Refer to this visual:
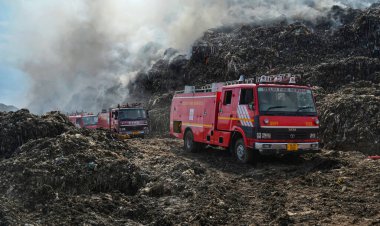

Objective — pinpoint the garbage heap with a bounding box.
[318,81,380,153]
[133,5,380,92]
[0,109,72,158]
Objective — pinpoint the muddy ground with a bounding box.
[0,132,379,225]
[128,139,380,225]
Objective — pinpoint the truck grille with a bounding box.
[120,125,145,131]
[256,127,318,140]
[271,131,309,140]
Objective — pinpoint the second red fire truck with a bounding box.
[68,113,99,129]
[98,103,149,138]
[170,74,320,163]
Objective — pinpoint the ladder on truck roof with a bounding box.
[176,73,301,94]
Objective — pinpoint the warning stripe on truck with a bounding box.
[237,105,254,127]
[218,117,254,122]
[218,105,254,127]
[173,95,216,99]
[182,122,213,128]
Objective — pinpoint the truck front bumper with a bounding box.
[255,142,320,155]
[119,130,145,138]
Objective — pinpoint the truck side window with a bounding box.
[224,90,232,105]
[239,88,254,105]
[113,111,118,119]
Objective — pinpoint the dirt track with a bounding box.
[126,138,380,225]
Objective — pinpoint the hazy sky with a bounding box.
[0,0,29,107]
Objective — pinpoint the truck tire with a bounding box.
[234,138,253,163]
[184,130,200,153]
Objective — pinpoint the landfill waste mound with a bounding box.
[133,5,380,92]
[318,81,380,153]
[0,110,72,158]
[0,103,18,112]
[0,111,146,225]
[0,119,379,225]
[146,93,173,136]
[130,4,380,153]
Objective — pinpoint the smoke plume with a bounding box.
[4,0,378,113]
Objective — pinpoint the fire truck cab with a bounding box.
[68,113,98,129]
[98,103,149,138]
[170,74,320,163]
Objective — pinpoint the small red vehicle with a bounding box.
[68,113,98,129]
[98,103,149,138]
[170,74,320,163]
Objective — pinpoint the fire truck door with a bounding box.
[111,110,119,132]
[217,89,237,131]
[202,97,217,142]
[237,88,255,138]
[75,118,82,128]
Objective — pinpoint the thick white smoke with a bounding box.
[4,0,378,113]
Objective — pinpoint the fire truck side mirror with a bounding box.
[112,111,118,119]
[248,103,255,111]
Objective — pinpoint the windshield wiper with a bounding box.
[266,105,286,111]
[296,106,314,112]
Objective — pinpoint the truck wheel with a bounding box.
[184,130,199,153]
[235,138,252,163]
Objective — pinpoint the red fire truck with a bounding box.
[68,113,99,129]
[170,74,320,163]
[98,103,149,138]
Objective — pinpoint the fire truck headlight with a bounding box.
[310,133,317,139]
[257,133,262,139]
[261,133,271,139]
[311,143,319,149]
[314,119,320,125]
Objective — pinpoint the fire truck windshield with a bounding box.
[82,116,98,126]
[258,87,317,116]
[118,109,147,120]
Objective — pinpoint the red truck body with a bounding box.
[170,75,320,163]
[68,114,98,129]
[97,104,149,138]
